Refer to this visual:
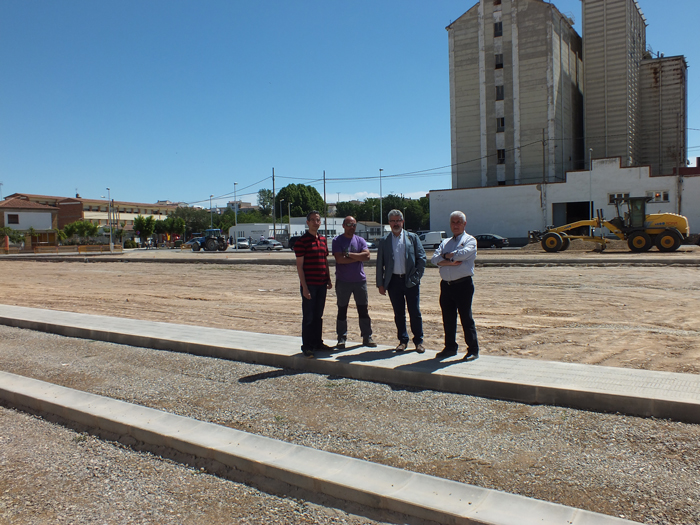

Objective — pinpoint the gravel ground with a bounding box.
[1,325,699,524]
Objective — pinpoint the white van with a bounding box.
[418,231,447,248]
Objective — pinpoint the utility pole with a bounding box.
[379,168,383,237]
[234,182,238,252]
[0,181,3,200]
[323,170,327,237]
[272,167,276,239]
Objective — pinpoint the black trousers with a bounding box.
[439,276,478,352]
[301,284,327,350]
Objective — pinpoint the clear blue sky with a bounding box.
[1,0,698,208]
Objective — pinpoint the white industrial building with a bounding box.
[435,0,696,238]
[430,158,700,242]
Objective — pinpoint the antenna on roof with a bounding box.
[0,181,3,200]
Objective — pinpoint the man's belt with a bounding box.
[443,275,472,285]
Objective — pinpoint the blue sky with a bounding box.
[1,0,698,208]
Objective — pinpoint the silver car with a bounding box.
[251,239,283,251]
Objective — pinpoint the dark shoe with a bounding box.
[301,348,315,359]
[315,343,334,352]
[464,349,479,360]
[415,343,426,354]
[336,339,346,350]
[436,347,458,358]
[363,336,377,348]
[395,343,407,352]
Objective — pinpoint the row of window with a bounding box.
[607,192,670,204]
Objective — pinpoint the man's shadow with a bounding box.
[393,354,475,373]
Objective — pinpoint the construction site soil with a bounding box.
[1,244,699,374]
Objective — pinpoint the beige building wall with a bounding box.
[639,55,687,176]
[582,0,646,168]
[448,0,583,189]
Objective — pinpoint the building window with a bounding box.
[495,54,504,69]
[494,22,503,37]
[7,214,19,224]
[497,149,506,164]
[608,193,630,204]
[498,180,506,186]
[497,117,505,132]
[646,191,669,202]
[496,85,504,100]
[494,0,501,4]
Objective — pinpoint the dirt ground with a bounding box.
[1,246,699,375]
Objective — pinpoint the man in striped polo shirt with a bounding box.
[294,210,333,358]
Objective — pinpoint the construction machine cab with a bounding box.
[613,196,652,230]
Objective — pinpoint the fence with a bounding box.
[1,245,123,255]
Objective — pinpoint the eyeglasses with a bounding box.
[389,219,403,223]
[345,223,357,227]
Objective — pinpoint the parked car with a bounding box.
[236,237,250,249]
[365,241,377,249]
[251,239,283,251]
[288,236,302,250]
[474,233,509,248]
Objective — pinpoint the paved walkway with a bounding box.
[1,304,699,424]
[2,305,699,524]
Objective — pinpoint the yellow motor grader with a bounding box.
[528,196,690,253]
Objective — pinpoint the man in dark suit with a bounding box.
[376,209,427,353]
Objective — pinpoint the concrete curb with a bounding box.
[1,305,699,424]
[1,253,699,267]
[0,371,639,525]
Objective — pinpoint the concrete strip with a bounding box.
[0,371,639,525]
[1,305,699,424]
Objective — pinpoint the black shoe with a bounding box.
[436,347,458,358]
[336,339,346,350]
[315,343,334,352]
[363,336,377,348]
[464,349,479,360]
[301,348,315,359]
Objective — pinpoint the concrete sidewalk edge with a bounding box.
[0,371,639,525]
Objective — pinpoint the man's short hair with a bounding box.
[388,209,403,221]
[342,216,356,227]
[306,210,320,221]
[450,211,466,223]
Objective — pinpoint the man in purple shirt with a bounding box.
[332,216,377,349]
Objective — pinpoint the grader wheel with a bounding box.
[654,230,682,252]
[560,234,571,251]
[541,232,563,252]
[628,232,652,252]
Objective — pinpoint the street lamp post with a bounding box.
[233,183,238,252]
[589,148,594,220]
[210,195,214,229]
[288,201,292,227]
[379,168,383,236]
[107,188,113,252]
[279,199,285,238]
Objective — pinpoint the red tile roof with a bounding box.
[0,198,58,211]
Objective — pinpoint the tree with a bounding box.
[0,227,25,244]
[258,189,274,216]
[275,184,325,219]
[133,215,156,244]
[170,206,210,238]
[62,220,99,243]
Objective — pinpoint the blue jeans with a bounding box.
[387,274,423,345]
[301,284,327,350]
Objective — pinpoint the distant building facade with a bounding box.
[639,55,688,176]
[582,0,647,168]
[447,0,584,188]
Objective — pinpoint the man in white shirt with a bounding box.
[430,211,479,360]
